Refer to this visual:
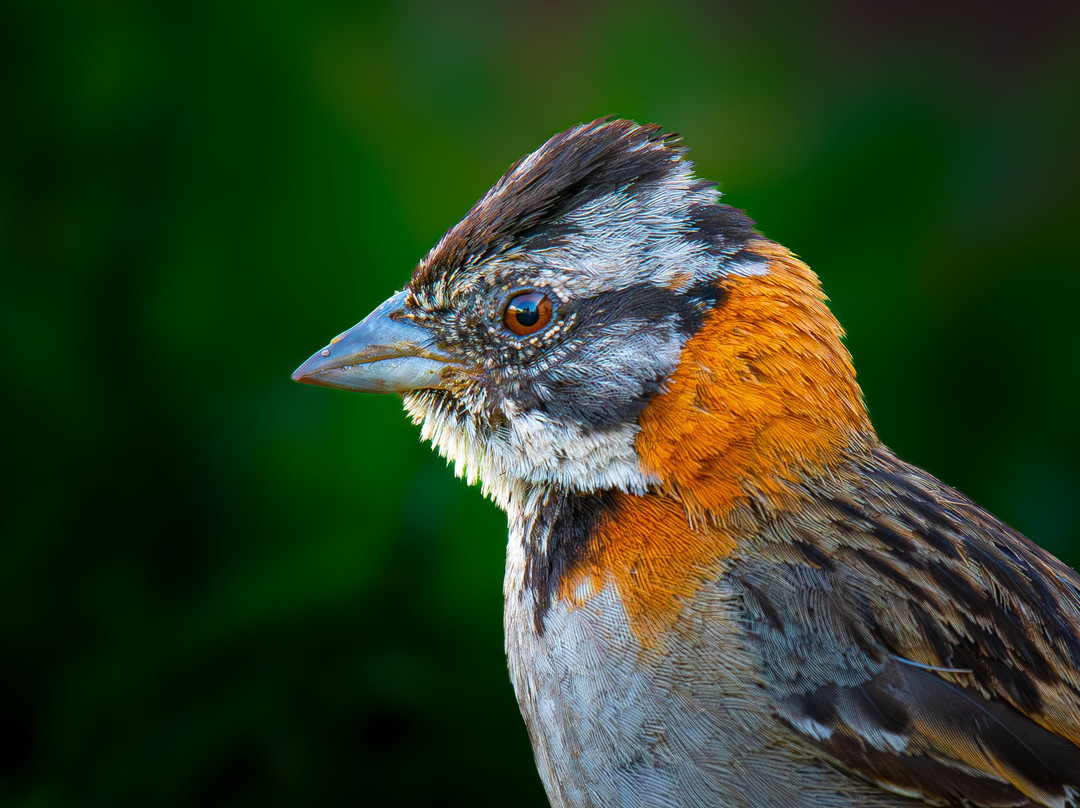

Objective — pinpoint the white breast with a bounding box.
[499,497,918,808]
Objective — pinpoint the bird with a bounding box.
[292,119,1080,807]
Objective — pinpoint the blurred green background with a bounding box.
[5,1,1080,806]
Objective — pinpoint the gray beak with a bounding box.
[291,291,456,393]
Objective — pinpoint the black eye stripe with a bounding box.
[494,282,724,345]
[569,282,726,338]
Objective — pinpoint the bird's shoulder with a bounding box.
[727,446,1080,807]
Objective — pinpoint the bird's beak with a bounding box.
[291,290,455,393]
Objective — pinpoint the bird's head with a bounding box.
[294,120,874,516]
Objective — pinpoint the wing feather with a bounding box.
[732,447,1080,807]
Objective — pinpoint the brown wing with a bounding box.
[732,447,1080,807]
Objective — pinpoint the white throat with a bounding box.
[401,391,655,513]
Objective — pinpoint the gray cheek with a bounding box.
[517,321,684,431]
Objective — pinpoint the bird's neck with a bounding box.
[507,241,878,644]
[635,239,877,521]
[506,441,881,649]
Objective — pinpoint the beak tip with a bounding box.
[291,354,328,385]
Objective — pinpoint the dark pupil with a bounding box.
[513,296,541,327]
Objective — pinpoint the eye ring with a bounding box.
[503,291,554,336]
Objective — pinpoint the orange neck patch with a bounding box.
[558,491,736,648]
[560,241,875,647]
[637,239,874,519]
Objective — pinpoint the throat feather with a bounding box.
[518,487,740,648]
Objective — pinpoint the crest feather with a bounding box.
[411,119,693,290]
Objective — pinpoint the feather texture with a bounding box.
[730,446,1080,807]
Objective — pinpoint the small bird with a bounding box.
[293,119,1080,807]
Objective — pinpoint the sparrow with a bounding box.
[292,119,1080,807]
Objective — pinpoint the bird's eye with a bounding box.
[503,292,554,336]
